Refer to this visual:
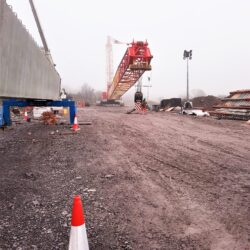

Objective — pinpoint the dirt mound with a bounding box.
[192,95,221,109]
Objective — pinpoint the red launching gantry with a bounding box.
[107,41,153,100]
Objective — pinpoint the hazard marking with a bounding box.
[135,102,143,111]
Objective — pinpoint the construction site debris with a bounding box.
[11,107,21,116]
[164,106,182,112]
[211,109,250,120]
[33,107,52,119]
[41,111,57,125]
[182,109,210,117]
[24,172,37,180]
[165,107,174,112]
[32,200,40,207]
[78,122,92,125]
[160,98,182,109]
[210,89,250,120]
[104,174,114,179]
[151,104,160,111]
[192,95,221,109]
[153,96,221,113]
[87,189,97,193]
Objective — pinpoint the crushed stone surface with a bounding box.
[0,107,249,249]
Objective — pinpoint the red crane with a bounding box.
[107,41,153,100]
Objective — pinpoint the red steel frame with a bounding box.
[107,41,153,100]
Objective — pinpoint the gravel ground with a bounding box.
[0,107,249,250]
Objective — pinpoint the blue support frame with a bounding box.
[0,106,4,126]
[2,99,76,126]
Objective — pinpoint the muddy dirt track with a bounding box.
[0,107,250,250]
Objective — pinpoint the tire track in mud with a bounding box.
[119,128,229,186]
[1,108,249,249]
[109,132,242,250]
[88,110,249,204]
[80,107,250,249]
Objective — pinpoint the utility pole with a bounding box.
[135,76,152,101]
[143,77,152,101]
[183,50,192,102]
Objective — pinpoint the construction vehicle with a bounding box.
[100,37,153,107]
[134,77,143,103]
[127,77,147,114]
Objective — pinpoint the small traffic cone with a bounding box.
[71,114,80,131]
[23,110,28,121]
[69,195,89,250]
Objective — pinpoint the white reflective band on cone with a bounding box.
[69,224,89,250]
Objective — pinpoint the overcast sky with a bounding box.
[7,0,250,100]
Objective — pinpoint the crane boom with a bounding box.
[107,41,153,100]
[106,36,129,93]
[29,0,49,52]
[29,0,54,65]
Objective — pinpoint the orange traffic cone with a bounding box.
[23,110,28,121]
[69,195,89,250]
[71,114,80,131]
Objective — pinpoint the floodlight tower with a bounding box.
[183,50,192,101]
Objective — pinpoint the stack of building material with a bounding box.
[33,107,52,119]
[210,89,250,120]
[192,95,221,110]
[41,112,57,125]
[160,98,182,110]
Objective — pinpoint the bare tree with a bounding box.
[79,83,96,104]
[68,83,102,105]
[191,89,206,98]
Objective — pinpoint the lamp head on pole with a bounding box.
[183,50,192,60]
